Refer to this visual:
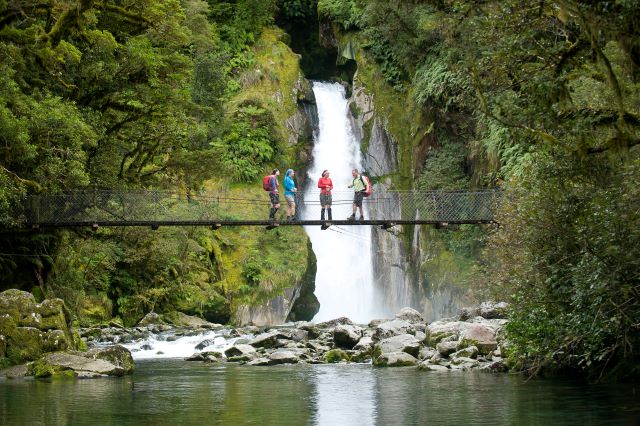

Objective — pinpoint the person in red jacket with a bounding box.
[317,170,333,225]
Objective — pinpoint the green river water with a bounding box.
[1,360,638,425]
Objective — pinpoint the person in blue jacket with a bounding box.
[283,169,298,221]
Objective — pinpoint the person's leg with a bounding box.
[321,206,325,220]
[348,194,357,220]
[327,206,332,220]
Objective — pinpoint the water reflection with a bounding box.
[1,361,638,425]
[311,364,377,425]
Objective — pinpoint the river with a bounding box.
[1,359,637,425]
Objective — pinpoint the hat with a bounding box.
[322,170,329,177]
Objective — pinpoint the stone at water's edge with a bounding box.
[0,289,78,367]
[0,289,135,379]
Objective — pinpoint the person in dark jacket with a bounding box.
[268,169,280,222]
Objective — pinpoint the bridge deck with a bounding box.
[11,189,500,228]
[28,219,494,229]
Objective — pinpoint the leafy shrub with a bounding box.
[218,102,278,182]
[318,0,362,30]
[486,151,640,381]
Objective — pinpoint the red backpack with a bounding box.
[262,175,273,191]
[361,175,372,197]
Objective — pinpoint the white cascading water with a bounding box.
[303,82,385,324]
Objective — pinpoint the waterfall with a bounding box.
[302,82,386,324]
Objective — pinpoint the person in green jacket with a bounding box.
[347,168,366,221]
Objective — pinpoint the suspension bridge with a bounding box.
[12,189,500,229]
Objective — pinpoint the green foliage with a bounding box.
[219,102,278,182]
[317,0,362,30]
[416,139,468,190]
[242,250,266,286]
[486,151,640,380]
[278,0,317,21]
[413,56,472,112]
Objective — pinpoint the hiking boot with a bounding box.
[347,214,356,221]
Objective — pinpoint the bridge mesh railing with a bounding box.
[15,189,500,225]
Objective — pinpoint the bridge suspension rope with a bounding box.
[8,188,500,228]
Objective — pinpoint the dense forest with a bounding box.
[1,0,638,381]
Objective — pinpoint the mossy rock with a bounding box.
[42,330,70,353]
[6,327,43,362]
[37,298,71,331]
[0,289,38,327]
[87,345,135,374]
[29,358,74,379]
[350,350,372,363]
[0,314,17,336]
[324,349,350,363]
[426,331,457,347]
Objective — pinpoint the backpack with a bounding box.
[262,175,273,191]
[361,175,372,197]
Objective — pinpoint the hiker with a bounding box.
[317,169,333,223]
[283,169,297,221]
[266,169,280,221]
[347,168,366,221]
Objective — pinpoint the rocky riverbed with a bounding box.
[79,303,509,372]
[1,287,509,377]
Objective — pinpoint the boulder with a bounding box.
[137,312,165,327]
[458,324,498,355]
[225,344,257,361]
[373,319,415,340]
[186,351,222,362]
[248,331,282,349]
[268,349,300,365]
[0,363,29,378]
[377,334,420,358]
[395,307,424,324]
[30,351,128,378]
[167,312,220,328]
[436,340,458,357]
[0,289,38,327]
[42,330,70,353]
[317,317,354,328]
[333,325,362,349]
[426,321,469,345]
[374,352,418,367]
[86,345,135,374]
[451,345,479,360]
[1,290,79,368]
[353,336,374,351]
[479,302,508,319]
[418,362,450,372]
[247,357,271,366]
[36,298,72,332]
[195,339,218,350]
[6,327,44,362]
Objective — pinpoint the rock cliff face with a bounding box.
[235,240,319,326]
[348,75,476,322]
[348,77,421,317]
